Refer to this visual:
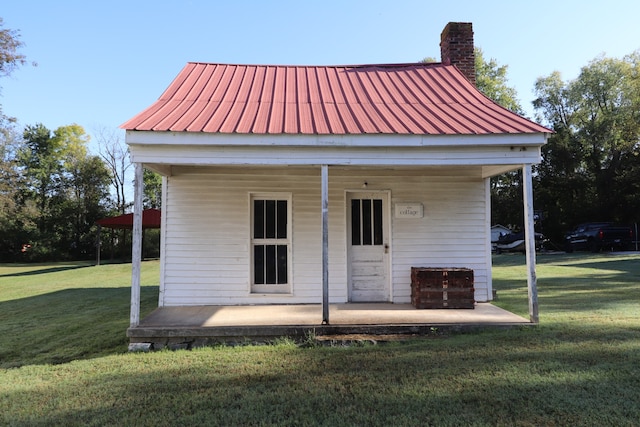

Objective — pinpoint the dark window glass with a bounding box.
[265,244,276,283]
[254,245,265,284]
[265,200,276,238]
[362,199,372,245]
[277,245,287,284]
[254,200,264,238]
[277,200,287,238]
[373,199,383,245]
[351,199,361,245]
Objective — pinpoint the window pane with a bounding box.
[362,199,372,245]
[277,245,287,284]
[254,245,265,284]
[265,200,276,239]
[351,199,361,245]
[265,244,276,284]
[254,200,264,239]
[373,199,383,245]
[277,200,287,238]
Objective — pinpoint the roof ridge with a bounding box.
[185,61,445,69]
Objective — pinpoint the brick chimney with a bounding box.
[440,22,475,86]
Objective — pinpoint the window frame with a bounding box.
[249,192,292,294]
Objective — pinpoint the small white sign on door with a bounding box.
[394,203,423,218]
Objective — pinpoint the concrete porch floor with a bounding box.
[127,303,531,349]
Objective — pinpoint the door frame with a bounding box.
[345,189,392,302]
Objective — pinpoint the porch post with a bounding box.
[130,163,144,327]
[321,165,329,324]
[522,164,539,324]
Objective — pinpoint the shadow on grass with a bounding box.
[0,286,159,368]
[3,326,640,426]
[0,263,95,278]
[493,253,640,318]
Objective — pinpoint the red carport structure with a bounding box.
[95,208,161,265]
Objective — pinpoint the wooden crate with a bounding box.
[411,267,474,309]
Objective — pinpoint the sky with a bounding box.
[2,0,640,151]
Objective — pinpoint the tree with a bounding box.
[143,168,162,209]
[425,48,528,231]
[533,51,640,243]
[0,119,29,260]
[16,123,111,260]
[0,18,30,78]
[0,18,35,122]
[95,127,131,214]
[474,47,524,115]
[19,124,62,236]
[424,48,524,114]
[62,154,111,258]
[471,48,526,231]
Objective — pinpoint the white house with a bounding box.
[122,22,550,328]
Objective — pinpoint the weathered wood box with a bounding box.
[411,267,475,309]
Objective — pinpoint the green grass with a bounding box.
[1,254,640,426]
[0,261,159,367]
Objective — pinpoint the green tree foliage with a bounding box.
[0,19,115,261]
[0,18,34,122]
[12,124,112,260]
[0,17,29,78]
[0,121,29,260]
[470,49,526,231]
[143,169,162,209]
[533,51,640,243]
[424,48,528,232]
[475,47,524,115]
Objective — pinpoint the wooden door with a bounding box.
[347,192,389,302]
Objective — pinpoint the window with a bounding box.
[351,198,383,246]
[251,194,291,293]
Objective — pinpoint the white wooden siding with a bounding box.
[160,166,491,306]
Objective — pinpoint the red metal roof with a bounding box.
[122,62,550,135]
[96,209,161,229]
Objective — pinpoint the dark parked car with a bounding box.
[564,222,634,253]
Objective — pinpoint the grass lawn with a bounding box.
[1,254,640,426]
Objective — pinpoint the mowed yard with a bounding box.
[1,253,639,426]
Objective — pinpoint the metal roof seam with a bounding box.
[351,68,402,133]
[220,66,256,133]
[268,67,285,133]
[386,71,445,133]
[407,66,450,105]
[122,62,552,135]
[378,70,435,134]
[158,62,196,101]
[305,67,325,134]
[326,67,357,133]
[233,67,262,133]
[345,70,387,133]
[483,103,545,133]
[284,67,299,133]
[250,67,276,133]
[448,103,500,134]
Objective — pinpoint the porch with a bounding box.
[127,303,530,350]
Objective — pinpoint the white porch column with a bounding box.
[130,163,144,327]
[321,165,329,324]
[522,164,539,323]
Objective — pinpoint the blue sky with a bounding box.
[2,0,640,149]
